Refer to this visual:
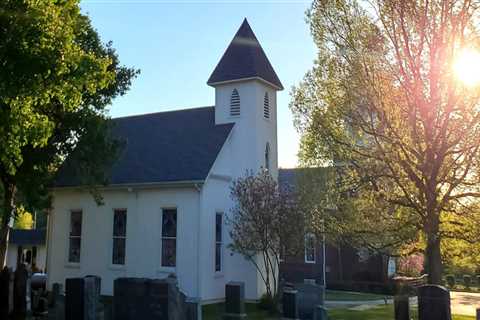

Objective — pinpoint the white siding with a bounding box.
[47,187,200,297]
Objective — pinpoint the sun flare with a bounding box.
[454,48,480,86]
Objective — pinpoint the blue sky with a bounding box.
[80,0,317,168]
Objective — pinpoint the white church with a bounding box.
[46,19,284,303]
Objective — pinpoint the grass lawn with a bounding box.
[329,304,475,320]
[325,290,389,301]
[203,303,476,320]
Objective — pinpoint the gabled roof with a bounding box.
[207,19,283,90]
[54,107,234,187]
[278,167,330,191]
[10,229,46,246]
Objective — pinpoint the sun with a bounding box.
[453,48,480,86]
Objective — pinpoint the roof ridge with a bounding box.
[112,106,214,120]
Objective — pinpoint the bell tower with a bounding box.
[207,19,283,179]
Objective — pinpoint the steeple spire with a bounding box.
[207,19,283,90]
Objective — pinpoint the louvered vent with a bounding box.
[230,89,240,116]
[263,92,270,119]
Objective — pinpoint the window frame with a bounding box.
[263,92,270,119]
[67,210,83,264]
[215,212,223,273]
[111,209,127,266]
[304,233,316,264]
[160,208,178,269]
[230,88,241,117]
[265,142,270,171]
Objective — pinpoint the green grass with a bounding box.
[203,303,277,320]
[203,303,476,320]
[325,290,389,301]
[329,304,475,320]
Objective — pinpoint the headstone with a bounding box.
[223,282,246,320]
[418,285,451,320]
[313,305,328,320]
[394,295,410,320]
[50,283,63,308]
[186,297,201,320]
[84,276,101,320]
[283,289,299,320]
[0,267,10,319]
[113,277,191,320]
[13,264,28,320]
[66,277,85,320]
[296,283,325,319]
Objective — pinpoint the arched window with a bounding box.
[230,89,240,116]
[265,143,270,171]
[263,92,270,119]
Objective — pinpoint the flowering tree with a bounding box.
[228,170,304,301]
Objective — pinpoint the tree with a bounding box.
[228,170,304,304]
[13,207,33,230]
[0,0,138,266]
[290,0,480,284]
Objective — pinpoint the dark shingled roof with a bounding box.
[278,167,330,191]
[207,19,283,90]
[55,107,234,187]
[10,229,46,246]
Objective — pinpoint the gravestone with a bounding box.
[0,267,10,319]
[283,289,299,320]
[113,277,192,320]
[394,295,410,320]
[84,276,101,320]
[13,264,28,320]
[66,277,85,320]
[50,283,63,308]
[113,278,149,320]
[295,282,325,319]
[223,282,246,320]
[418,285,451,320]
[313,305,328,320]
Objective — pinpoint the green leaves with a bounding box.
[291,0,480,280]
[0,0,138,215]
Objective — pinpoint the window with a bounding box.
[112,209,127,265]
[263,92,270,119]
[230,89,240,116]
[265,143,270,171]
[305,233,316,263]
[215,213,223,272]
[161,209,177,267]
[68,210,82,263]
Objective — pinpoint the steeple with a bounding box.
[207,19,283,90]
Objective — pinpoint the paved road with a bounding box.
[450,291,480,316]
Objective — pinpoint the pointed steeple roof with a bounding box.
[207,19,283,90]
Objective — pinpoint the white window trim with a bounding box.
[215,212,224,275]
[66,209,83,267]
[110,208,127,269]
[158,207,177,273]
[305,233,316,264]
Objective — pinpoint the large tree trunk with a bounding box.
[0,181,16,268]
[425,232,442,284]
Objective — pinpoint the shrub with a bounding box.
[257,293,277,314]
[464,275,472,289]
[445,275,455,288]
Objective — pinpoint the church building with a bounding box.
[46,19,283,303]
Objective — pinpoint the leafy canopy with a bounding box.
[0,0,138,216]
[291,0,480,283]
